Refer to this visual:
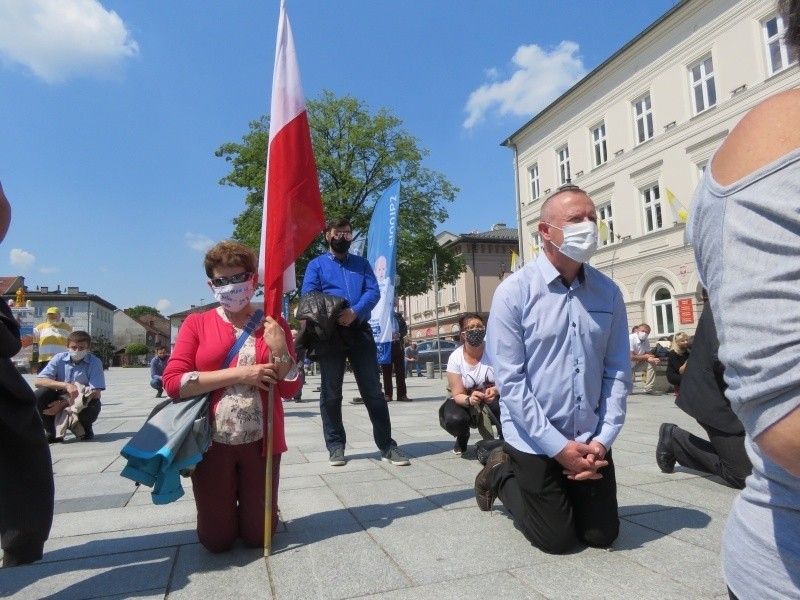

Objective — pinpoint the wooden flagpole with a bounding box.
[264,353,275,556]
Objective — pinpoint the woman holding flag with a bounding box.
[163,241,300,553]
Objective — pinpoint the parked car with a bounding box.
[415,339,458,370]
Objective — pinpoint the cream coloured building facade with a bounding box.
[399,225,518,342]
[504,0,799,337]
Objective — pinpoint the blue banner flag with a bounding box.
[367,180,401,364]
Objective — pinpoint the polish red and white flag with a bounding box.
[259,0,325,319]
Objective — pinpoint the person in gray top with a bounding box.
[686,1,800,596]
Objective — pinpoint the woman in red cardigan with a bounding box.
[163,240,301,552]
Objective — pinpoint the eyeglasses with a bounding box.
[330,231,353,240]
[210,272,253,287]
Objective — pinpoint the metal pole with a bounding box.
[432,255,442,378]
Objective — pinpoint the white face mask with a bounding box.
[548,221,599,263]
[637,331,648,341]
[212,280,255,313]
[69,349,88,362]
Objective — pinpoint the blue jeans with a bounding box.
[317,326,395,454]
[149,377,163,394]
[406,360,421,377]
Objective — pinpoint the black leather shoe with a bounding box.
[656,423,677,473]
[474,448,510,511]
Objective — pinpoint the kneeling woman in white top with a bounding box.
[443,313,501,455]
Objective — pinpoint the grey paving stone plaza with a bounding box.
[0,367,736,599]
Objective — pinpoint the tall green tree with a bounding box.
[126,305,163,319]
[215,90,464,297]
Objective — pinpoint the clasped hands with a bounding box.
[466,386,499,406]
[237,362,281,391]
[555,439,608,481]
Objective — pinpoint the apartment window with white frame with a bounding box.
[689,56,716,114]
[425,295,430,311]
[652,287,676,336]
[530,231,544,255]
[34,306,43,318]
[449,283,458,304]
[64,306,74,317]
[557,145,571,184]
[414,297,420,313]
[598,204,615,247]
[764,14,795,74]
[437,288,443,307]
[641,185,663,233]
[592,122,607,167]
[529,163,540,200]
[634,94,654,144]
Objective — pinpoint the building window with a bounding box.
[64,306,74,317]
[557,145,571,185]
[414,297,420,313]
[598,204,615,246]
[34,306,43,317]
[764,14,794,74]
[529,163,540,200]
[425,295,430,311]
[642,185,663,232]
[450,284,458,304]
[634,94,654,144]
[592,122,607,167]
[437,288,443,307]
[653,287,675,336]
[531,231,544,255]
[689,56,716,114]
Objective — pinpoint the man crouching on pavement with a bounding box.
[475,184,631,554]
[35,330,105,443]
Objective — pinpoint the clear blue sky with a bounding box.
[0,0,677,314]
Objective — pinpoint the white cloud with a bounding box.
[0,0,139,84]
[155,298,171,313]
[185,233,215,253]
[463,41,587,129]
[9,248,35,269]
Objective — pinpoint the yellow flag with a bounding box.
[510,250,518,272]
[530,233,539,256]
[598,219,610,243]
[665,188,689,223]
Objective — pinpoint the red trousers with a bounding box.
[191,439,281,553]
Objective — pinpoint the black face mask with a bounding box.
[464,328,486,347]
[330,237,351,254]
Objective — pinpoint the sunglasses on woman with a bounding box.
[210,272,253,287]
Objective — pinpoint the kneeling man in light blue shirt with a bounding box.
[476,184,632,554]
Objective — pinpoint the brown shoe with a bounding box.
[397,396,412,402]
[474,448,510,511]
[385,395,393,402]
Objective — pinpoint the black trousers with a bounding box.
[441,396,500,440]
[671,422,752,489]
[380,340,407,399]
[35,388,101,438]
[492,443,619,554]
[0,394,54,566]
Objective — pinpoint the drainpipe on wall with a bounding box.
[471,243,480,312]
[505,138,525,266]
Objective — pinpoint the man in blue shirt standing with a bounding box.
[35,330,106,442]
[301,217,410,467]
[477,185,631,554]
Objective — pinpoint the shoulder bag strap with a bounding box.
[218,309,264,369]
